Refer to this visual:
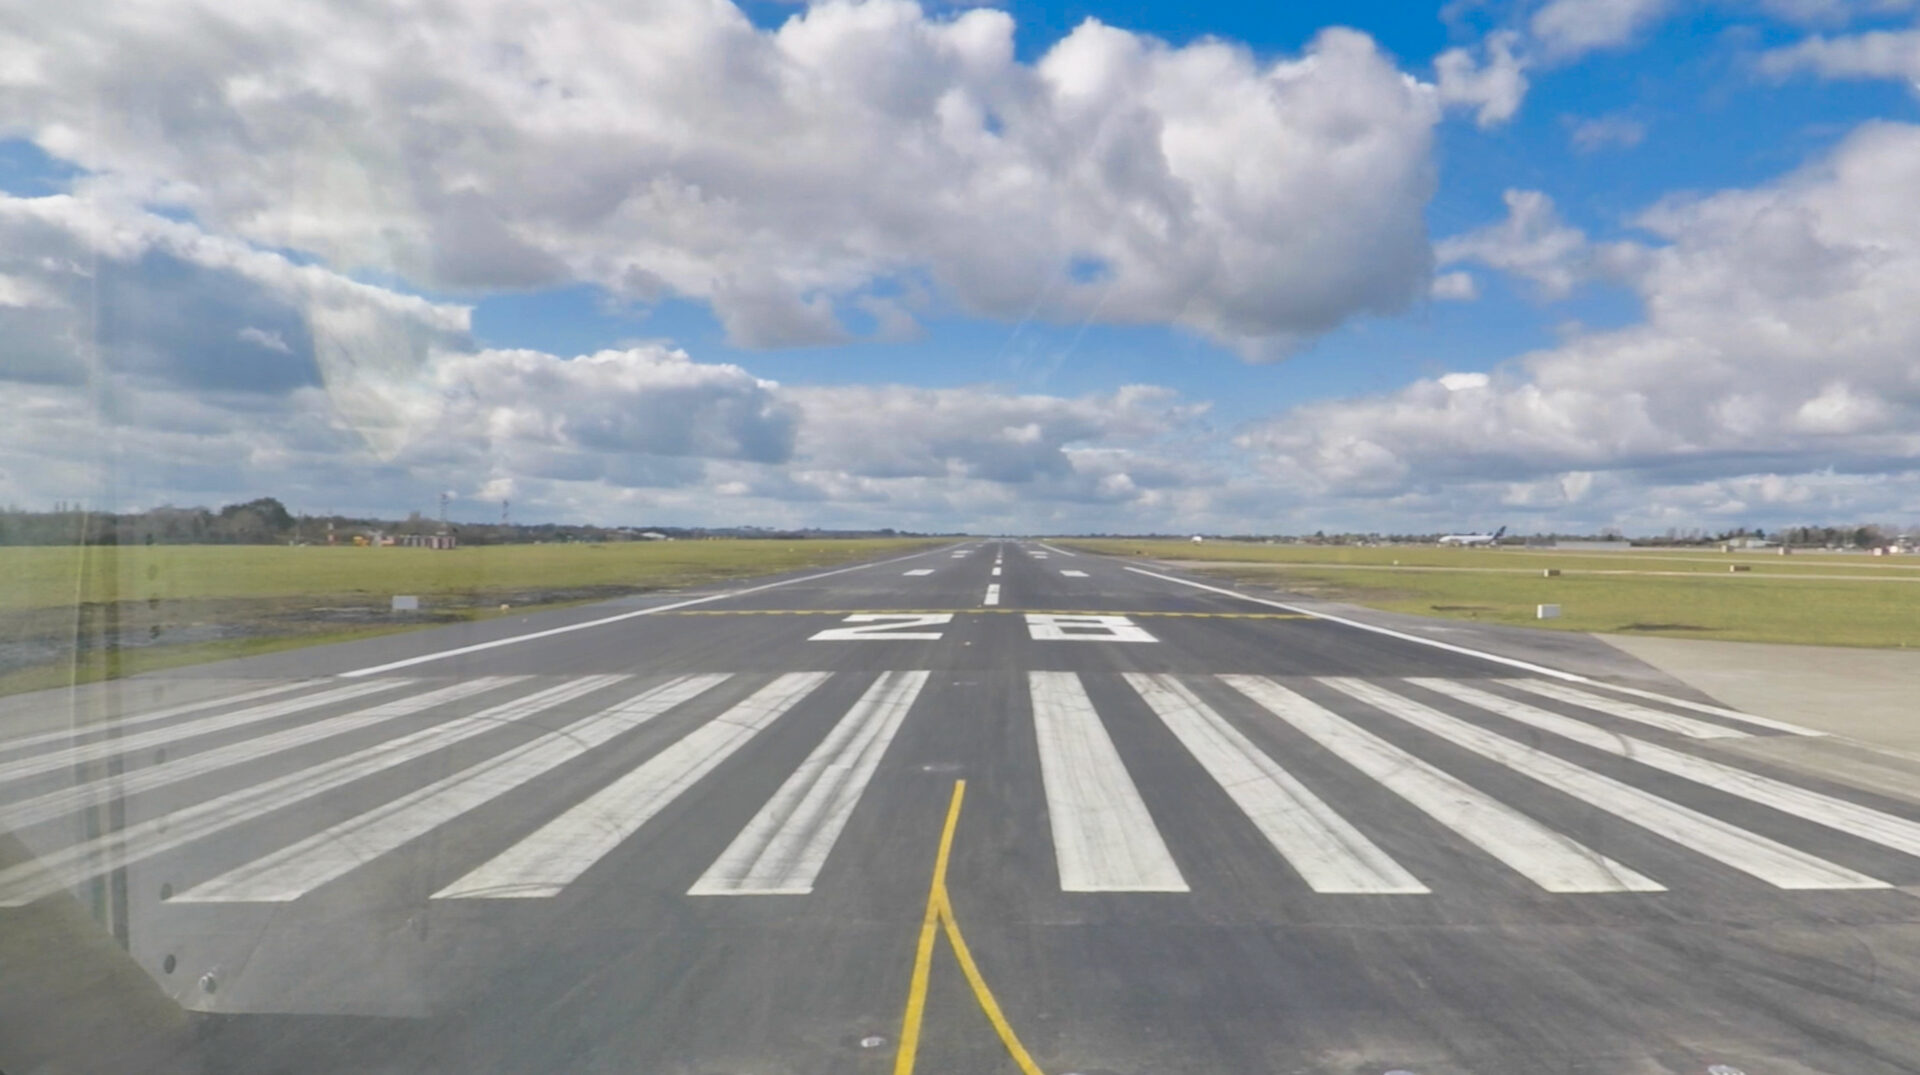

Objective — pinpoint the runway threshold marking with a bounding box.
[661,608,1311,620]
[895,780,1045,1075]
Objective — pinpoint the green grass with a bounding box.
[0,539,937,696]
[1061,539,1920,649]
[0,538,936,611]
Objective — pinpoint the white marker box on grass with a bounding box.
[1536,604,1561,619]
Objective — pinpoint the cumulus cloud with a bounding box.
[1435,189,1601,299]
[1430,270,1480,300]
[1435,31,1530,127]
[1529,0,1676,60]
[0,189,1222,528]
[1237,122,1920,524]
[0,0,1443,356]
[1761,27,1920,87]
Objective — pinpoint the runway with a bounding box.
[5,540,1920,1074]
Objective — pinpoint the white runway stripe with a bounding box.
[435,672,832,900]
[691,671,928,895]
[1412,677,1920,862]
[1060,570,1088,578]
[983,584,1000,606]
[903,569,934,576]
[1216,676,1651,894]
[1321,678,1887,890]
[1127,674,1421,894]
[176,675,730,903]
[1493,679,1749,739]
[0,678,522,831]
[1029,673,1187,893]
[0,681,315,756]
[0,676,629,907]
[0,679,412,793]
[1556,681,1824,737]
[1036,543,1077,557]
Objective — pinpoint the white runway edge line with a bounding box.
[1035,543,1078,557]
[338,547,949,678]
[1030,673,1188,892]
[983,584,1001,607]
[435,672,832,900]
[177,675,730,903]
[1210,675,1656,894]
[1410,678,1920,861]
[0,680,317,757]
[1123,566,1821,734]
[691,671,929,895]
[0,678,522,831]
[0,678,411,793]
[0,676,628,907]
[1493,678,1749,740]
[1321,678,1886,890]
[1127,674,1423,894]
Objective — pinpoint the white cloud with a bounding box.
[1435,189,1605,299]
[1435,31,1530,127]
[1529,0,1676,60]
[0,0,1444,356]
[237,326,291,353]
[1568,114,1646,152]
[1237,122,1920,526]
[1753,0,1916,24]
[0,190,1228,529]
[1761,27,1920,88]
[1430,270,1480,301]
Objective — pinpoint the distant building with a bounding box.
[638,531,669,541]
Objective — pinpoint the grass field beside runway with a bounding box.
[2,539,938,611]
[1061,539,1920,648]
[0,538,937,696]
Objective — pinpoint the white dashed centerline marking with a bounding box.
[991,566,1002,577]
[1061,570,1088,578]
[983,584,1001,606]
[903,569,934,576]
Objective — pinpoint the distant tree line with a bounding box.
[0,499,946,546]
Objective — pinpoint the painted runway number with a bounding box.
[810,614,954,641]
[1025,614,1157,643]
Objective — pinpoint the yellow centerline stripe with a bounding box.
[938,890,1045,1075]
[893,780,1047,1075]
[663,608,1308,620]
[893,780,966,1075]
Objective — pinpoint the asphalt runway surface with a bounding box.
[5,541,1920,1075]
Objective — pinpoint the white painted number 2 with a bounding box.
[1024,614,1157,643]
[810,613,954,641]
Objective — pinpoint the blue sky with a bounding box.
[4,0,1920,533]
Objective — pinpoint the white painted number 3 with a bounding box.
[810,613,954,641]
[1024,614,1157,643]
